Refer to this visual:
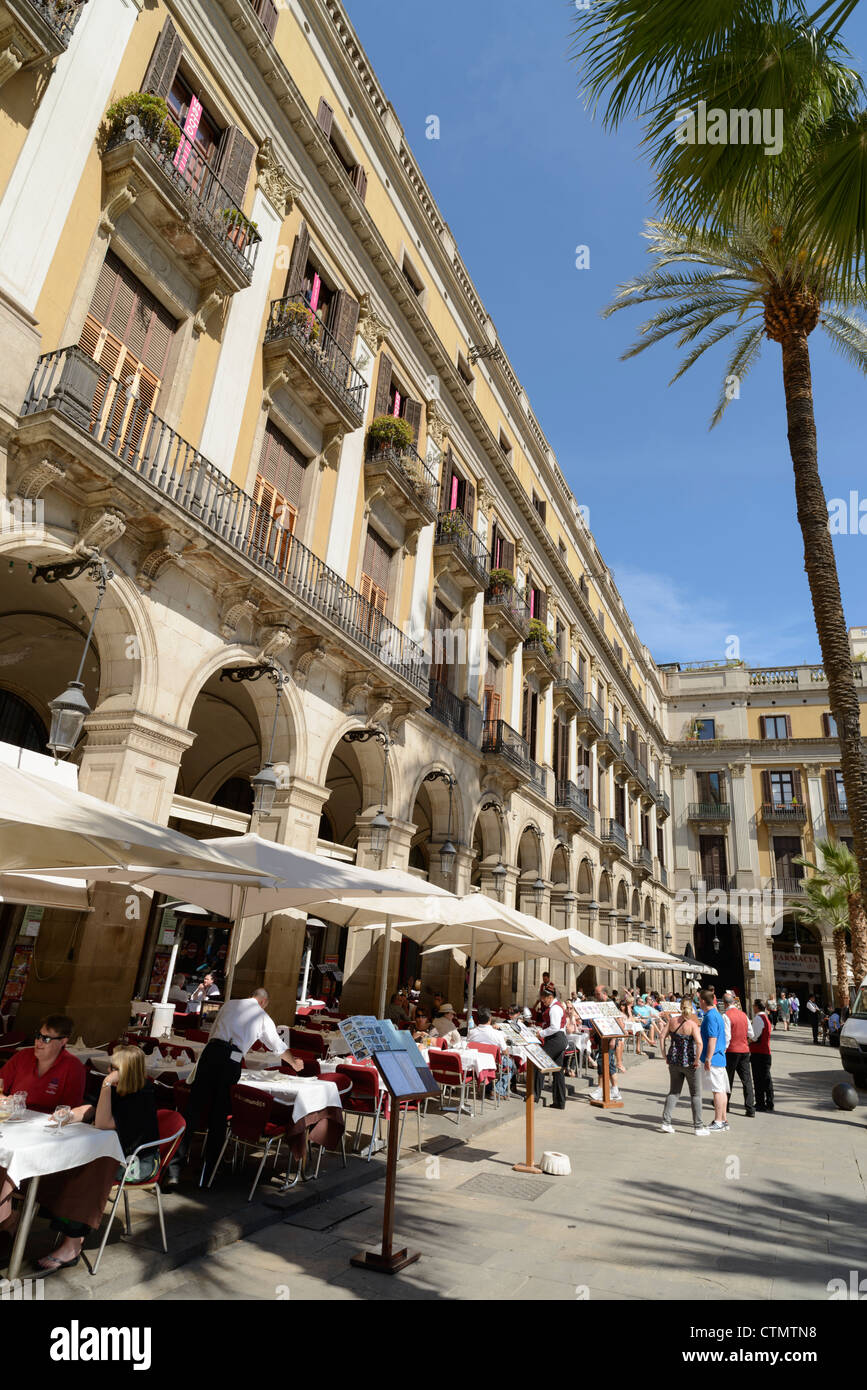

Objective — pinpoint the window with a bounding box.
[400,252,425,299]
[767,770,801,806]
[656,825,665,867]
[773,836,803,880]
[360,527,392,621]
[456,351,474,389]
[699,835,727,882]
[79,250,177,445]
[697,771,724,804]
[167,72,222,196]
[440,450,475,524]
[822,712,838,737]
[761,714,790,739]
[695,718,716,740]
[577,653,587,687]
[250,421,309,568]
[315,97,367,200]
[281,220,361,360]
[828,768,847,811]
[483,657,502,724]
[489,522,514,575]
[526,577,547,624]
[498,429,512,461]
[553,716,569,782]
[521,685,539,759]
[532,492,547,524]
[432,599,458,689]
[0,691,47,754]
[614,782,626,828]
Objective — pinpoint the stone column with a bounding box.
[670,764,690,877]
[728,761,757,887]
[804,763,827,847]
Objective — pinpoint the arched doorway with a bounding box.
[772,918,829,1013]
[693,913,745,1001]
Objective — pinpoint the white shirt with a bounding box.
[209,998,287,1057]
[806,999,818,1013]
[751,1012,767,1041]
[469,1023,506,1050]
[539,1001,566,1039]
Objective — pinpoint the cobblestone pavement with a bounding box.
[116,1027,865,1301]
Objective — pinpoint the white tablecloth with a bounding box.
[0,1110,124,1186]
[419,1047,494,1078]
[238,1071,343,1124]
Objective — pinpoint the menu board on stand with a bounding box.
[497,1019,561,1175]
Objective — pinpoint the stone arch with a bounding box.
[615,879,628,911]
[405,761,466,846]
[598,870,612,906]
[316,717,399,816]
[631,889,641,920]
[469,795,513,866]
[516,822,543,876]
[550,842,570,887]
[643,896,653,926]
[577,857,595,898]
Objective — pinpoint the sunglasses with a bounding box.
[34,1033,65,1044]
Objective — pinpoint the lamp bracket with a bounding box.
[33,552,113,594]
[221,660,290,691]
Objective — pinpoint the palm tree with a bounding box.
[797,838,867,986]
[604,218,867,917]
[792,873,850,1006]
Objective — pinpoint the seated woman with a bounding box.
[430,1004,461,1049]
[39,1045,159,1274]
[411,1008,433,1042]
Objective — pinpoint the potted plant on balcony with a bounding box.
[367,414,413,455]
[487,567,515,597]
[528,618,557,657]
[275,297,321,342]
[437,509,468,539]
[221,207,259,254]
[102,93,181,155]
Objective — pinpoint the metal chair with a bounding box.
[207,1085,290,1201]
[336,1063,385,1159]
[310,1071,352,1176]
[428,1051,474,1124]
[88,1110,185,1274]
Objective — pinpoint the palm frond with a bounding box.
[709,324,766,426]
[821,308,867,371]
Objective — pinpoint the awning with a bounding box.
[0,873,91,912]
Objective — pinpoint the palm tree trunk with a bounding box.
[779,330,867,922]
[833,926,850,1009]
[847,891,867,987]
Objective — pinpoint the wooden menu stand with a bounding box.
[588,1035,623,1109]
[513,1060,543,1174]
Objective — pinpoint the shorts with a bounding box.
[706,1065,731,1094]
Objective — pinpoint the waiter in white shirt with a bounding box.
[169,988,302,1184]
[533,984,568,1110]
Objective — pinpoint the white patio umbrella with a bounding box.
[565,928,644,970]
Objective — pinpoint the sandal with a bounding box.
[38,1251,81,1273]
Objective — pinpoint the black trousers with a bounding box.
[749,1053,774,1111]
[725,1051,755,1113]
[533,1031,568,1108]
[172,1039,241,1180]
[810,1012,820,1043]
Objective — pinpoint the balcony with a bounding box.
[265,296,367,432]
[828,797,850,823]
[575,692,605,743]
[101,113,261,296]
[528,759,550,799]
[364,438,438,528]
[433,511,490,593]
[20,347,428,695]
[633,845,653,877]
[600,819,629,857]
[657,789,671,820]
[522,637,559,686]
[597,720,622,767]
[481,718,530,781]
[762,802,807,825]
[483,580,531,646]
[690,873,734,893]
[0,0,86,83]
[769,876,807,896]
[657,864,668,888]
[553,661,584,713]
[688,802,732,822]
[427,678,469,741]
[555,779,593,830]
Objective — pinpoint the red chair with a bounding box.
[88,1110,185,1274]
[185,1029,209,1044]
[428,1051,474,1125]
[336,1063,386,1160]
[310,1071,352,1177]
[467,1041,502,1110]
[207,1085,290,1201]
[288,1028,326,1058]
[153,1080,178,1110]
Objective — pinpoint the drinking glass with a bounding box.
[52,1104,71,1131]
[12,1092,27,1115]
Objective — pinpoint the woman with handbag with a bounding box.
[658,1000,709,1136]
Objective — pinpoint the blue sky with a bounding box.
[342,0,867,667]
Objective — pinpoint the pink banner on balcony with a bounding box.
[392,391,401,418]
[309,272,321,313]
[174,96,202,175]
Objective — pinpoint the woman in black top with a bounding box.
[39,1045,159,1273]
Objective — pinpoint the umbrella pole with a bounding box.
[377,915,392,1018]
[299,946,311,1006]
[466,928,476,1029]
[223,885,247,1000]
[159,940,180,1007]
[522,951,529,1010]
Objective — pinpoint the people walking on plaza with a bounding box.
[658,998,707,1135]
[699,988,730,1130]
[806,994,820,1043]
[533,985,568,1109]
[748,999,774,1112]
[168,989,301,1186]
[790,993,800,1027]
[723,997,756,1116]
[778,991,791,1031]
[767,993,779,1028]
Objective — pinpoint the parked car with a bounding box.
[840,977,867,1088]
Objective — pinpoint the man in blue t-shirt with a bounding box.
[699,988,730,1131]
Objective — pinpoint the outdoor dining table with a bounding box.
[236,1071,345,1187]
[0,1109,124,1280]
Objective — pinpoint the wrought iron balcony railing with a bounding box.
[600,819,628,853]
[481,718,530,771]
[633,845,653,872]
[690,873,733,893]
[365,438,439,517]
[827,796,850,822]
[553,661,584,709]
[762,802,807,823]
[427,678,467,740]
[657,864,668,888]
[556,779,591,823]
[28,0,87,44]
[266,295,368,422]
[103,114,261,280]
[434,510,491,587]
[657,789,671,818]
[688,802,732,821]
[770,876,806,895]
[522,637,559,676]
[529,758,549,797]
[604,721,623,756]
[21,347,427,691]
[483,580,532,636]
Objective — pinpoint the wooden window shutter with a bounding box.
[362,527,391,592]
[822,713,831,737]
[316,97,334,140]
[219,128,256,211]
[792,770,803,802]
[439,448,454,512]
[500,538,515,575]
[462,477,475,526]
[403,398,422,449]
[826,768,836,801]
[761,770,771,803]
[259,420,307,512]
[252,0,278,38]
[284,221,310,299]
[521,685,530,742]
[373,353,393,418]
[784,714,792,738]
[759,716,767,739]
[329,289,360,359]
[142,17,183,100]
[352,164,368,202]
[536,588,548,626]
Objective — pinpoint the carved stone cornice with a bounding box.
[16,456,65,501]
[81,707,196,763]
[77,506,126,554]
[293,640,328,686]
[342,670,375,714]
[357,292,391,355]
[218,585,260,640]
[98,170,139,238]
[312,425,344,472]
[136,537,187,592]
[425,397,450,450]
[256,624,296,663]
[256,137,300,219]
[193,278,230,335]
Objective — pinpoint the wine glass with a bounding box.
[52,1104,71,1132]
[12,1092,27,1116]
